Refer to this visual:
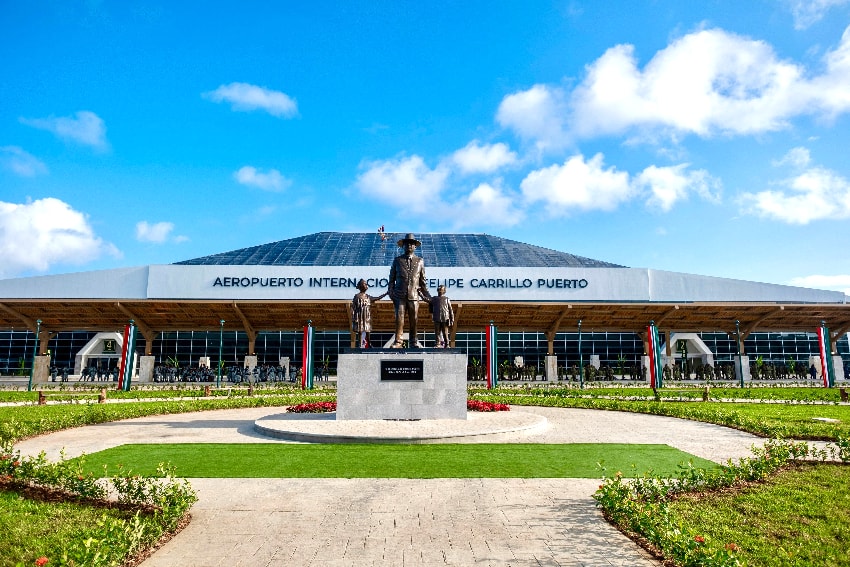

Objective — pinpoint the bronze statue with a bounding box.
[388,233,430,348]
[425,284,453,348]
[351,279,386,348]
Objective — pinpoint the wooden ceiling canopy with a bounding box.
[1,299,848,341]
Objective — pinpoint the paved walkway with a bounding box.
[15,407,771,566]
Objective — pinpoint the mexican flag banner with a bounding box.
[817,322,836,388]
[646,321,663,389]
[485,322,498,389]
[302,321,314,390]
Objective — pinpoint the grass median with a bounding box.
[77,442,717,478]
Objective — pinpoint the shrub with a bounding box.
[593,439,838,567]
[1,441,197,567]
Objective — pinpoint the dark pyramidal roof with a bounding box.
[174,232,624,268]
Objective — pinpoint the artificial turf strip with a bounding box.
[79,443,717,478]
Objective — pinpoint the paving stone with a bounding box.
[13,405,778,566]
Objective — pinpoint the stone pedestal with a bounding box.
[32,355,51,385]
[138,356,155,383]
[833,355,846,382]
[544,355,558,382]
[337,350,467,420]
[734,355,750,382]
[809,356,821,380]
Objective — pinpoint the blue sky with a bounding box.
[2,1,850,295]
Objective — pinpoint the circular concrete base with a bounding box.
[254,410,548,443]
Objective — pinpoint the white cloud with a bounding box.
[455,183,524,227]
[806,25,850,117]
[234,166,290,191]
[788,274,850,295]
[355,154,523,227]
[359,150,716,225]
[203,82,298,118]
[636,164,721,212]
[570,29,804,138]
[0,146,48,177]
[498,26,850,144]
[772,146,812,168]
[355,155,449,213]
[520,153,633,213]
[20,111,108,150]
[451,141,518,174]
[0,198,119,278]
[785,0,850,30]
[740,164,850,223]
[136,221,175,243]
[496,84,569,151]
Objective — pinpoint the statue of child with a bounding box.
[351,279,387,348]
[426,284,454,348]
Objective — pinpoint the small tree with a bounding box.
[616,354,626,377]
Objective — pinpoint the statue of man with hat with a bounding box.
[387,233,431,348]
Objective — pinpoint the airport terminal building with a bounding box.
[0,232,848,383]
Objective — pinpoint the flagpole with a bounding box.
[577,319,583,389]
[735,320,744,388]
[27,319,41,392]
[217,319,225,388]
[124,320,136,392]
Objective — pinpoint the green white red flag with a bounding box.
[117,322,137,392]
[646,321,663,389]
[302,321,314,389]
[485,322,498,389]
[817,323,836,388]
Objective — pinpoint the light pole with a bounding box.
[27,319,42,392]
[217,319,225,388]
[577,319,583,389]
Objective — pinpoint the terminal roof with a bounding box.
[174,232,624,268]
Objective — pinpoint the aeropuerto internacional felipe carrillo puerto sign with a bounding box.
[142,264,842,304]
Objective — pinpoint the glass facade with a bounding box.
[3,329,848,376]
[5,233,847,380]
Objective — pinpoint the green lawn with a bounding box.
[0,393,335,444]
[0,488,141,567]
[668,463,850,566]
[482,385,846,404]
[79,442,717,478]
[476,391,850,440]
[5,390,849,567]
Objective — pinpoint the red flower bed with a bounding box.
[467,399,510,412]
[287,402,337,413]
[286,400,509,413]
